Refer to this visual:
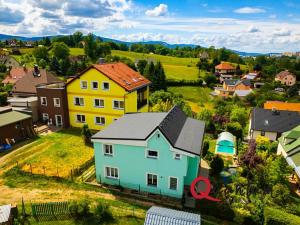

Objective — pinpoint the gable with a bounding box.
[67,68,126,94]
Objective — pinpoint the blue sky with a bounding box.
[1,0,300,52]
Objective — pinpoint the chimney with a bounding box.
[33,64,40,77]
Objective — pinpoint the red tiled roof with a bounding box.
[68,62,151,91]
[276,70,296,79]
[13,68,60,94]
[264,101,300,112]
[2,67,27,84]
[215,62,235,70]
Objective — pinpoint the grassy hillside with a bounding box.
[112,50,204,81]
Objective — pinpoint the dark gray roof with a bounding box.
[224,79,251,86]
[251,108,300,133]
[92,106,205,155]
[144,206,201,225]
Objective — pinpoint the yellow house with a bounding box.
[66,62,151,130]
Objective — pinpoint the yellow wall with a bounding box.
[67,68,149,130]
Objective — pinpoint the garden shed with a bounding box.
[215,132,236,155]
[144,206,201,225]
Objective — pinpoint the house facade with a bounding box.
[91,106,205,198]
[36,82,70,128]
[275,70,296,86]
[214,79,252,98]
[66,62,151,130]
[249,108,300,141]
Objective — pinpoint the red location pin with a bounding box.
[190,176,221,202]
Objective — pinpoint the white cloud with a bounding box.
[273,28,291,37]
[247,25,260,33]
[234,7,266,14]
[145,4,168,17]
[269,14,277,19]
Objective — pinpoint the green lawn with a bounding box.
[168,86,214,113]
[112,50,202,81]
[69,48,85,56]
[1,129,94,178]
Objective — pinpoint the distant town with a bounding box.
[0,30,300,225]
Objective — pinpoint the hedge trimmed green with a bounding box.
[264,207,300,225]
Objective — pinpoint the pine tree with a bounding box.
[143,61,155,87]
[155,61,167,91]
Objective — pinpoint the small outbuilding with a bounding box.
[215,132,236,155]
[144,206,201,225]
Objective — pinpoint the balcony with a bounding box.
[137,99,147,109]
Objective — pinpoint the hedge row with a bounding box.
[166,79,203,86]
[264,207,300,225]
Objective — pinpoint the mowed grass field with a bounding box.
[0,129,94,178]
[168,86,214,113]
[112,50,204,81]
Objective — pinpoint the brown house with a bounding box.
[275,70,296,86]
[215,62,236,75]
[36,82,69,128]
[12,65,60,97]
[0,108,34,144]
[214,79,252,98]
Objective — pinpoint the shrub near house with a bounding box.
[91,106,205,198]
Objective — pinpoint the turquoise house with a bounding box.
[91,106,205,198]
[215,132,236,155]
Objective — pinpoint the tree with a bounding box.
[226,122,243,141]
[203,74,217,87]
[271,183,290,206]
[197,109,213,123]
[202,141,209,157]
[59,59,71,76]
[43,37,51,46]
[230,107,248,127]
[210,155,224,177]
[52,42,70,60]
[144,61,155,84]
[137,60,148,75]
[84,33,97,60]
[236,64,243,76]
[153,61,167,91]
[95,42,111,58]
[81,124,92,145]
[73,31,83,47]
[33,46,49,61]
[0,92,7,106]
[38,59,47,69]
[50,57,60,74]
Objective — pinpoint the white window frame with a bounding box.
[94,98,104,108]
[102,82,110,91]
[74,97,84,106]
[105,166,119,179]
[40,97,47,106]
[53,98,60,107]
[146,173,158,187]
[95,116,105,125]
[174,153,181,160]
[76,114,86,123]
[146,149,159,159]
[80,80,88,89]
[103,144,113,156]
[169,176,178,190]
[91,81,98,90]
[113,100,124,110]
[42,113,49,121]
[55,114,63,126]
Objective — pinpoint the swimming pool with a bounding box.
[216,144,235,154]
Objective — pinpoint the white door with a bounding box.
[55,115,63,127]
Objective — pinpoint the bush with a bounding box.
[264,207,300,225]
[197,200,234,221]
[94,202,114,223]
[69,200,91,219]
[81,124,92,145]
[0,92,7,106]
[202,141,209,157]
